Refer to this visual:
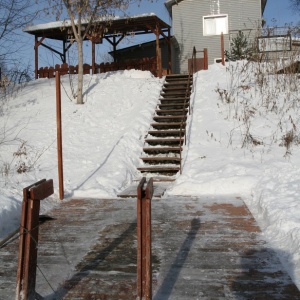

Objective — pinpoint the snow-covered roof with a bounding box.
[24,13,157,33]
[23,13,170,41]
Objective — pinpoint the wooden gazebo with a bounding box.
[24,14,171,79]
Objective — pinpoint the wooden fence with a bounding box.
[38,57,157,79]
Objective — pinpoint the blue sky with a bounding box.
[263,0,299,26]
[127,0,299,27]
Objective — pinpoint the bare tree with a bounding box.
[0,0,38,61]
[290,0,300,14]
[0,0,39,97]
[49,0,133,104]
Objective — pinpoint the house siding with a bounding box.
[171,0,263,73]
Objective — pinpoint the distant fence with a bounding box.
[228,26,300,62]
[38,57,157,79]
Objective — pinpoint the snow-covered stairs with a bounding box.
[138,74,192,178]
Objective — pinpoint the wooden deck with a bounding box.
[1,196,300,299]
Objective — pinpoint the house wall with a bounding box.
[171,0,263,73]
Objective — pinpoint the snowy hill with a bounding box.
[1,65,300,288]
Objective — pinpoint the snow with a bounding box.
[24,13,157,32]
[1,64,300,290]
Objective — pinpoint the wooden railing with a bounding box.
[38,57,157,79]
[188,47,208,74]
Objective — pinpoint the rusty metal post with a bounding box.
[221,32,225,66]
[137,177,153,300]
[56,71,64,200]
[16,179,54,300]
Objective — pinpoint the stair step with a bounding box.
[160,96,189,100]
[155,109,188,116]
[166,75,189,80]
[162,87,191,92]
[143,147,182,154]
[137,166,180,174]
[164,78,191,83]
[145,138,184,146]
[164,82,191,88]
[161,91,190,96]
[141,157,181,164]
[158,103,189,109]
[160,98,190,105]
[153,116,186,122]
[164,78,192,86]
[151,122,186,129]
[165,80,190,85]
[147,130,185,137]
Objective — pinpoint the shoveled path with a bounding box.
[1,196,300,299]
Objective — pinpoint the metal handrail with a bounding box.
[179,47,208,174]
[179,48,194,174]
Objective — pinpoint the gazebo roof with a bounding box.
[24,14,171,41]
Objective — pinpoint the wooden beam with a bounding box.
[34,36,45,49]
[34,36,45,80]
[40,43,65,62]
[63,40,66,64]
[104,35,125,62]
[65,42,74,52]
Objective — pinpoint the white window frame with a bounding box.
[203,14,228,36]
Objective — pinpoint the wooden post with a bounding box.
[137,178,153,300]
[203,48,208,70]
[193,47,197,74]
[92,41,95,75]
[56,72,64,200]
[221,32,225,66]
[155,25,162,78]
[16,179,54,300]
[158,48,162,78]
[113,36,117,63]
[167,28,172,74]
[34,36,39,80]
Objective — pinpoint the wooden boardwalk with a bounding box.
[1,196,300,299]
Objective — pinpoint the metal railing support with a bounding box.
[56,72,64,200]
[221,32,225,66]
[16,179,54,300]
[137,177,153,300]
